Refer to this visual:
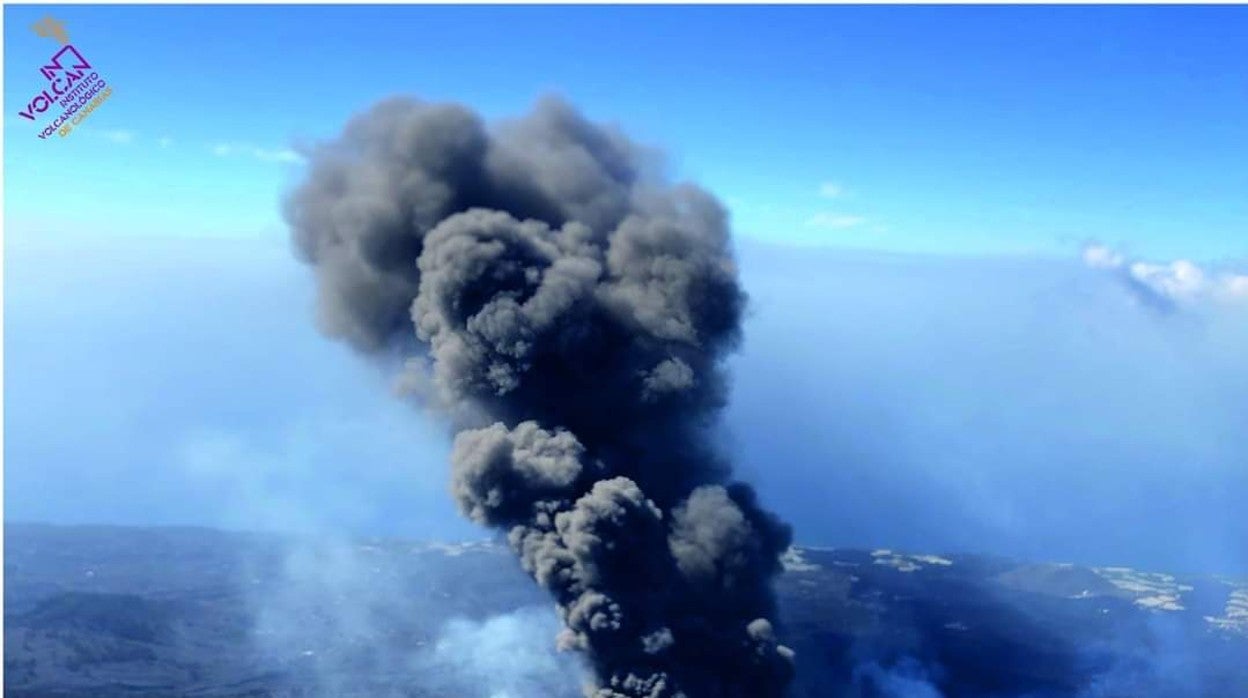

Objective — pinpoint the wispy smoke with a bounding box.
[424,606,587,698]
[176,422,585,697]
[249,535,584,698]
[853,657,945,698]
[286,96,794,697]
[1076,614,1206,698]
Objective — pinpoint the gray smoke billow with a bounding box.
[286,96,795,698]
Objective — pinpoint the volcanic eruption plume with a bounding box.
[286,96,795,698]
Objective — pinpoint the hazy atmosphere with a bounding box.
[5,4,1247,698]
[8,232,1247,574]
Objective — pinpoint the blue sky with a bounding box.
[4,6,1248,572]
[6,4,1247,258]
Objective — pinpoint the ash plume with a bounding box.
[286,96,795,698]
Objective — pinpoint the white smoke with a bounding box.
[424,607,588,698]
[175,426,583,697]
[852,657,946,698]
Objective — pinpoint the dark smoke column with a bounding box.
[287,96,795,698]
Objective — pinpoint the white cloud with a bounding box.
[806,212,866,230]
[1223,275,1248,301]
[99,129,135,144]
[818,182,844,199]
[211,142,303,164]
[1082,243,1248,307]
[1082,244,1125,270]
[158,136,173,148]
[1128,259,1207,302]
[253,147,302,164]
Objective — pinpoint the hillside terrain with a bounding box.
[5,523,1246,697]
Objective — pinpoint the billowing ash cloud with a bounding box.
[286,96,794,698]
